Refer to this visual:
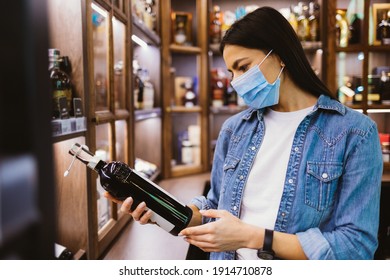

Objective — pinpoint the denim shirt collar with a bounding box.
[241,94,346,121]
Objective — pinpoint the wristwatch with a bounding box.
[257,229,275,260]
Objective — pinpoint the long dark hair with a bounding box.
[220,6,333,98]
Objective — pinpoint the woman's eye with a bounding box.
[238,64,249,72]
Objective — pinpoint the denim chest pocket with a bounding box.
[221,155,241,193]
[305,161,343,211]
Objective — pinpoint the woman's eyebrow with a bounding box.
[229,57,248,71]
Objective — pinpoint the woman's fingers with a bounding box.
[104,193,152,224]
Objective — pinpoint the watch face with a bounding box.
[257,251,274,260]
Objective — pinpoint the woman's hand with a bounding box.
[179,209,260,252]
[104,192,153,225]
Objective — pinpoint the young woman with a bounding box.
[109,7,383,260]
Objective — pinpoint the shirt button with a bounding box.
[281,212,286,217]
[288,179,293,184]
[294,147,299,152]
[321,173,328,179]
[233,206,238,211]
[239,175,244,180]
[251,146,256,151]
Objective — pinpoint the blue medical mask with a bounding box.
[231,49,284,109]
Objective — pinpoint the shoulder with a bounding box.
[316,95,377,132]
[220,107,258,132]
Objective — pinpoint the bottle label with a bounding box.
[149,212,175,232]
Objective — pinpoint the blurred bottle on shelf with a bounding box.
[210,5,222,44]
[182,79,197,108]
[347,0,362,45]
[224,78,238,107]
[139,69,155,109]
[377,10,390,45]
[297,2,310,42]
[379,70,390,104]
[174,16,187,45]
[133,59,144,110]
[210,68,226,108]
[337,76,355,105]
[308,1,320,42]
[143,0,157,31]
[48,49,73,119]
[336,9,349,47]
[288,5,298,34]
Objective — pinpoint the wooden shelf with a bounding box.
[169,44,202,54]
[368,45,390,52]
[384,162,390,173]
[210,106,246,115]
[135,108,161,121]
[52,117,87,141]
[132,13,161,46]
[335,45,366,53]
[301,41,322,51]
[166,106,202,113]
[171,164,204,178]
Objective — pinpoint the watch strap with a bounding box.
[263,229,274,251]
[257,229,275,259]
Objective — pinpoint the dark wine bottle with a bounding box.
[66,143,193,236]
[48,49,73,119]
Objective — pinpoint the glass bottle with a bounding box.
[174,18,187,45]
[48,49,73,119]
[288,5,298,34]
[210,5,222,44]
[308,2,320,42]
[67,143,193,236]
[143,0,156,31]
[140,69,154,109]
[377,10,390,45]
[335,9,349,47]
[347,0,362,45]
[297,2,310,41]
[182,79,197,108]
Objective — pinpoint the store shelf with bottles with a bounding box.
[328,0,390,175]
[47,0,136,259]
[131,0,160,46]
[160,0,209,178]
[131,1,163,174]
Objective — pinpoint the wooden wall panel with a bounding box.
[53,137,88,255]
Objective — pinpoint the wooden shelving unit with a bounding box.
[49,0,163,259]
[161,0,210,178]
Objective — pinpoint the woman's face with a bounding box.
[223,45,282,84]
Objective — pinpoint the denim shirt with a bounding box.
[191,95,383,260]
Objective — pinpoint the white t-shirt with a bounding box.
[236,106,314,260]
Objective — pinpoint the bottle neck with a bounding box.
[87,158,106,172]
[94,160,107,172]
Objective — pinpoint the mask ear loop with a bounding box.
[271,64,285,85]
[277,64,285,79]
[258,49,274,66]
[64,144,88,177]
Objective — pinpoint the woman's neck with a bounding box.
[271,75,318,112]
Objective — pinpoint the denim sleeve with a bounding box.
[297,122,383,259]
[190,121,233,224]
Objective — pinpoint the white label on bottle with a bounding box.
[54,243,66,258]
[150,212,175,233]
